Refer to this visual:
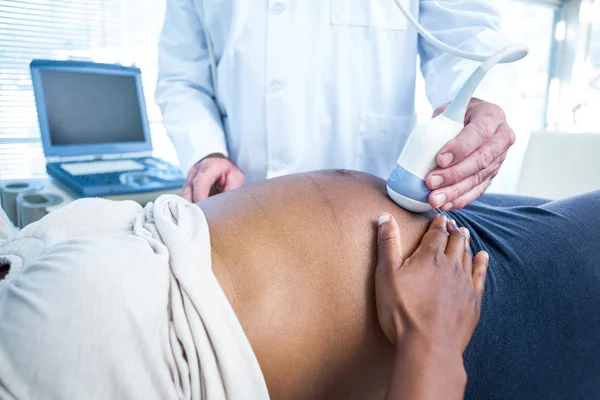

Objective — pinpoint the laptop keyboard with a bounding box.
[79,173,122,186]
[61,160,145,176]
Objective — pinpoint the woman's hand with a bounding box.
[375,213,489,399]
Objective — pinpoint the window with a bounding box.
[572,0,600,131]
[489,0,559,193]
[0,0,175,180]
[496,0,557,132]
[415,0,558,128]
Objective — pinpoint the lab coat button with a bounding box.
[271,2,286,15]
[268,80,285,93]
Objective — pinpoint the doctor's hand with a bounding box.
[375,214,489,400]
[426,99,516,211]
[181,154,245,203]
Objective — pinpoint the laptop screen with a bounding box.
[39,70,146,146]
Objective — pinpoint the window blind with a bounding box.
[0,0,176,181]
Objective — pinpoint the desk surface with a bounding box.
[2,178,181,213]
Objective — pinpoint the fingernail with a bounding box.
[483,251,489,260]
[441,202,454,211]
[430,175,443,188]
[439,152,454,168]
[378,214,390,225]
[434,193,447,207]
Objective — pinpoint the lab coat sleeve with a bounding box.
[155,0,228,173]
[418,0,518,110]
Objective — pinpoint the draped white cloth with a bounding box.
[0,196,269,400]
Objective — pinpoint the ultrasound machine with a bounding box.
[30,60,185,198]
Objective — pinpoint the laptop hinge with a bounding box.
[46,151,152,164]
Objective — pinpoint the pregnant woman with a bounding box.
[0,170,598,399]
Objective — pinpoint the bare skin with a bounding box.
[0,169,484,398]
[199,170,432,399]
[376,214,488,399]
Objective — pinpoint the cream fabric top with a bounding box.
[0,195,269,400]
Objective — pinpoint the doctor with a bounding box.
[156,0,517,210]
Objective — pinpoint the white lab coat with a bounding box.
[156,0,516,182]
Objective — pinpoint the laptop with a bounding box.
[30,59,185,198]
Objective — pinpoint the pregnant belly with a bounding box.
[198,170,429,399]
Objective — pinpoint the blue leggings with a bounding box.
[448,192,600,399]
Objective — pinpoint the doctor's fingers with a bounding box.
[182,165,202,201]
[429,151,506,210]
[221,168,245,192]
[427,124,513,189]
[191,165,223,202]
[432,165,498,211]
[436,112,515,171]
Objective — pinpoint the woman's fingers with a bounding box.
[377,214,404,272]
[375,214,406,344]
[445,219,467,260]
[472,251,489,300]
[460,227,473,275]
[420,214,449,255]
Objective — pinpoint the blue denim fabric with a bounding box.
[447,191,600,400]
